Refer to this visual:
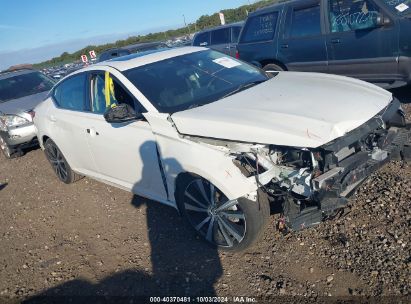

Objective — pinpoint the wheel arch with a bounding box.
[40,135,50,149]
[172,164,258,212]
[260,59,288,71]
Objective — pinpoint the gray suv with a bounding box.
[192,22,244,57]
[0,69,54,158]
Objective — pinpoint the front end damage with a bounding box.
[190,98,411,231]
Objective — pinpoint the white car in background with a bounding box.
[34,47,410,251]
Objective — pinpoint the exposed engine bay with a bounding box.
[185,98,411,231]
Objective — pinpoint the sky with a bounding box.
[0,0,250,69]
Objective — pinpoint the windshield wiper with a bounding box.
[221,80,267,99]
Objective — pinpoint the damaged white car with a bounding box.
[34,47,410,251]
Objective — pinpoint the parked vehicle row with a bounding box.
[43,62,84,80]
[97,41,170,62]
[30,47,411,251]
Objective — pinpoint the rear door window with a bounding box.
[231,26,242,42]
[289,4,321,37]
[53,74,86,111]
[211,28,230,45]
[240,12,279,43]
[193,32,211,46]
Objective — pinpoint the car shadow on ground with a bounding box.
[0,182,7,191]
[24,141,223,302]
[23,200,222,302]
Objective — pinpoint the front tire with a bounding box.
[176,174,269,252]
[0,135,22,159]
[44,138,82,184]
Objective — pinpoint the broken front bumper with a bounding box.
[282,98,410,230]
[0,123,37,148]
[315,127,410,214]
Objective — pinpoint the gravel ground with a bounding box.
[0,89,410,303]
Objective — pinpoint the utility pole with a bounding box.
[183,14,190,37]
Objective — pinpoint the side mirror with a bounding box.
[104,104,142,123]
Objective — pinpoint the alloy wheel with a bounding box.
[183,178,246,248]
[45,142,68,181]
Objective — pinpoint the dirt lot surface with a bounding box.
[0,89,410,303]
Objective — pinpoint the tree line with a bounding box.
[33,0,280,69]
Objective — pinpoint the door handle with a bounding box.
[49,115,57,122]
[331,39,341,44]
[280,44,289,49]
[224,45,234,49]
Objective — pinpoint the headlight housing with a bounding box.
[0,114,30,131]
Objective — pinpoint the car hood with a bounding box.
[0,91,48,116]
[171,72,392,148]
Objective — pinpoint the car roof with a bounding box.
[0,69,36,81]
[84,46,206,72]
[248,1,289,16]
[195,21,244,34]
[100,41,168,55]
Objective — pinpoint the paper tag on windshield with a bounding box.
[395,3,409,12]
[213,57,241,68]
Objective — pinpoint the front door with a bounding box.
[84,71,168,202]
[278,0,328,72]
[326,0,399,83]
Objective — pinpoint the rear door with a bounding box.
[278,0,328,72]
[48,73,96,174]
[326,0,399,83]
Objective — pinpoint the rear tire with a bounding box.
[176,174,269,252]
[263,63,284,74]
[44,138,83,184]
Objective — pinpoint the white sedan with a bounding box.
[34,47,410,251]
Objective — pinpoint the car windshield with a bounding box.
[124,49,269,113]
[380,0,411,15]
[0,71,55,103]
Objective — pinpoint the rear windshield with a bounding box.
[0,72,55,103]
[240,12,279,43]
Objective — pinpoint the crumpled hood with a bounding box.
[171,72,392,148]
[0,91,48,116]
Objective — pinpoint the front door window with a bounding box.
[90,72,142,114]
[329,0,381,32]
